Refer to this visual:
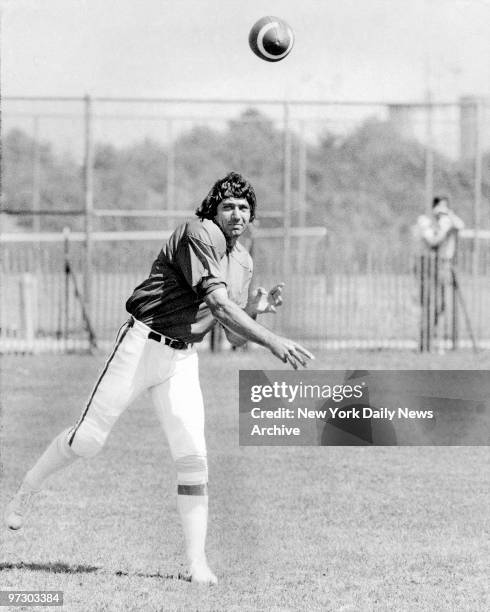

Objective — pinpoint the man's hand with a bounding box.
[417,214,431,231]
[205,287,315,368]
[267,335,315,370]
[246,282,284,316]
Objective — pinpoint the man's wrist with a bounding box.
[244,305,258,319]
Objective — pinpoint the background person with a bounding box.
[417,195,465,262]
[415,195,465,347]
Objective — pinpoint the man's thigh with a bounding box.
[150,350,206,459]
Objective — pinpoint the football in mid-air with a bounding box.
[248,16,294,62]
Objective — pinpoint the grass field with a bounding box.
[1,348,489,611]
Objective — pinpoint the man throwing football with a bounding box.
[4,172,313,585]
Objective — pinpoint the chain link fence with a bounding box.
[1,95,489,352]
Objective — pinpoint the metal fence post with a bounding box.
[166,118,175,215]
[282,101,292,279]
[83,94,94,321]
[20,272,37,350]
[424,99,434,215]
[472,97,482,341]
[297,120,307,272]
[32,116,41,234]
[63,227,71,348]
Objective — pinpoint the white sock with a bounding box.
[24,428,79,490]
[177,486,209,567]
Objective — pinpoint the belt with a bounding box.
[128,317,189,350]
[147,331,189,350]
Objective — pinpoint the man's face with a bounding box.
[214,197,251,240]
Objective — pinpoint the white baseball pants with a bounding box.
[68,318,206,462]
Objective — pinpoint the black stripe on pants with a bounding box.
[68,320,132,446]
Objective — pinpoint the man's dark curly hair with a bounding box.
[432,195,450,208]
[195,172,256,222]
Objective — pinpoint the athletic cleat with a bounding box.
[189,561,218,585]
[4,483,39,531]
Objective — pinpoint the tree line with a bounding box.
[2,108,489,262]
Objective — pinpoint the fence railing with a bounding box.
[1,231,488,353]
[2,95,490,285]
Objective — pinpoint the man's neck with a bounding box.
[226,237,238,252]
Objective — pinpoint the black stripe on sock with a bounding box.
[177,483,208,496]
[69,321,131,446]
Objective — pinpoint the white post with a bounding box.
[423,0,434,214]
[63,227,71,347]
[32,116,41,234]
[473,98,482,339]
[20,273,38,351]
[83,94,94,321]
[424,97,434,214]
[282,101,292,280]
[166,119,175,217]
[297,120,307,273]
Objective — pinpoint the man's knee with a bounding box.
[68,422,107,458]
[175,454,208,486]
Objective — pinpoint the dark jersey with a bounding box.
[126,218,253,343]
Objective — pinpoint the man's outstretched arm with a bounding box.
[205,287,313,369]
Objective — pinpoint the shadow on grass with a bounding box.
[0,562,191,582]
[0,561,99,574]
[116,570,191,582]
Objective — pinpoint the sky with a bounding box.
[2,0,490,103]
